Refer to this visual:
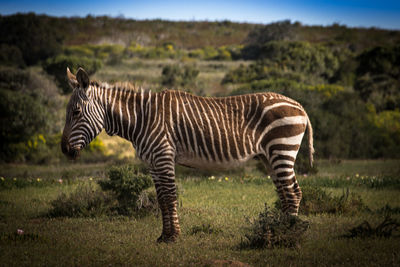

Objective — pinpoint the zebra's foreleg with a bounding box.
[151,166,180,243]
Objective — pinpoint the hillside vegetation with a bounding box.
[0,14,400,163]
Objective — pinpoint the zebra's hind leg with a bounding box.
[258,155,289,212]
[268,153,302,215]
[150,161,181,243]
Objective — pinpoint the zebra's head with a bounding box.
[61,67,104,160]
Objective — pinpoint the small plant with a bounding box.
[136,189,159,214]
[343,216,400,238]
[376,204,400,215]
[275,186,368,215]
[241,205,309,249]
[48,183,115,218]
[189,223,222,235]
[98,165,155,216]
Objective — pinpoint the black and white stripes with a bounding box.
[62,67,314,243]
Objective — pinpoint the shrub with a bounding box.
[64,45,95,58]
[161,64,199,88]
[246,20,298,45]
[188,49,205,59]
[98,165,155,216]
[241,205,309,249]
[48,183,116,218]
[0,44,25,67]
[0,66,30,91]
[215,46,232,60]
[342,216,400,238]
[0,67,63,163]
[226,41,340,83]
[275,186,368,215]
[0,13,63,65]
[43,54,102,94]
[0,89,50,161]
[202,46,219,60]
[86,136,106,153]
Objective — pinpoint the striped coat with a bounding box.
[62,68,314,243]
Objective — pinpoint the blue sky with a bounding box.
[1,0,400,29]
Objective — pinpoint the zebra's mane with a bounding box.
[91,80,148,93]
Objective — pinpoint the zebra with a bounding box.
[62,67,314,243]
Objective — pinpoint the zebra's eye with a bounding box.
[73,108,81,117]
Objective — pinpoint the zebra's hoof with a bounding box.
[157,233,178,243]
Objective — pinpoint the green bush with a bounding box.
[0,89,49,161]
[202,46,219,60]
[0,44,25,67]
[0,67,64,163]
[215,46,232,60]
[258,41,340,80]
[161,64,199,88]
[188,49,205,59]
[0,13,63,65]
[98,165,155,216]
[48,183,116,218]
[246,20,298,45]
[0,66,30,90]
[43,54,102,94]
[241,205,309,249]
[64,45,95,58]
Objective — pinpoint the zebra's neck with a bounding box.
[94,84,154,147]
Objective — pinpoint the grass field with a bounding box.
[0,159,399,266]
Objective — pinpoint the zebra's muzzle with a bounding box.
[61,136,81,160]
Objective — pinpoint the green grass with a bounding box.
[1,159,400,266]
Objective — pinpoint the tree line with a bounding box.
[0,14,399,162]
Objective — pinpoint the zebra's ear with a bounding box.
[76,67,90,92]
[67,67,78,89]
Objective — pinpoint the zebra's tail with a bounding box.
[306,113,315,167]
[304,112,315,167]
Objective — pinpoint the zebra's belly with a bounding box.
[175,153,253,171]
